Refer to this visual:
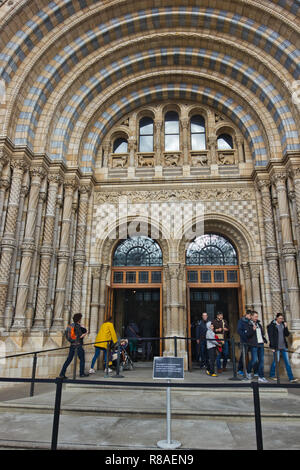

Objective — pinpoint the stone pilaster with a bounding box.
[98,264,109,328]
[207,135,217,164]
[249,262,262,314]
[13,166,46,329]
[289,166,300,241]
[0,157,28,326]
[51,175,79,330]
[236,136,244,163]
[90,266,101,335]
[155,120,162,165]
[71,183,91,315]
[34,172,63,330]
[271,171,300,325]
[256,178,283,314]
[241,262,253,309]
[181,118,189,165]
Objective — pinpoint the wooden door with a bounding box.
[186,285,192,371]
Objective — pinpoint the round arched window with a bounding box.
[186,234,238,265]
[113,137,128,153]
[113,236,163,266]
[217,134,234,150]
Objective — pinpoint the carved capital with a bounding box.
[30,165,47,180]
[78,183,92,195]
[271,172,287,187]
[256,178,271,193]
[48,172,63,185]
[11,158,29,173]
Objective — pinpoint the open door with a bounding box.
[186,285,192,371]
[104,286,114,321]
[160,286,163,356]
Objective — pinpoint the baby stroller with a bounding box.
[111,339,134,371]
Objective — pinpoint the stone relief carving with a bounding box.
[164,154,181,167]
[110,155,128,168]
[190,153,208,166]
[218,151,235,165]
[138,155,155,167]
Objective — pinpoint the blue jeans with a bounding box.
[216,340,229,370]
[247,345,265,378]
[60,345,85,376]
[270,349,294,381]
[91,346,109,369]
[199,339,209,368]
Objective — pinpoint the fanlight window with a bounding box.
[113,236,163,266]
[190,115,206,150]
[186,234,238,266]
[113,137,128,153]
[139,117,154,152]
[165,111,180,151]
[217,134,234,150]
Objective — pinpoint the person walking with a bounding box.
[140,316,154,361]
[206,322,221,377]
[59,313,89,379]
[195,312,209,369]
[237,310,252,377]
[125,321,140,361]
[245,311,268,383]
[89,316,118,374]
[267,313,298,383]
[213,311,230,373]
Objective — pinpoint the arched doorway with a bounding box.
[186,233,243,368]
[109,236,163,358]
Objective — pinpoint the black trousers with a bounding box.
[207,347,217,375]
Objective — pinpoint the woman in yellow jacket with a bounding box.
[89,316,118,373]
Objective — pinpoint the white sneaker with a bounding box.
[107,367,113,373]
[258,377,268,383]
[246,373,252,380]
[89,368,95,374]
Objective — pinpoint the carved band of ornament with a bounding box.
[94,188,255,204]
[64,177,79,191]
[57,249,70,259]
[40,246,54,256]
[265,251,279,261]
[11,159,29,172]
[78,184,91,195]
[21,242,35,253]
[91,267,101,278]
[1,237,16,249]
[74,254,86,263]
[281,246,297,257]
[250,264,261,278]
[256,179,271,192]
[0,178,10,190]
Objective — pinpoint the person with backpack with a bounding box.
[267,313,298,383]
[245,311,268,383]
[59,313,89,379]
[89,316,118,374]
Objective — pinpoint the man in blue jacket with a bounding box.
[237,309,252,377]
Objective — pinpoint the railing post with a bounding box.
[174,336,177,357]
[229,337,240,381]
[30,353,38,397]
[104,342,110,378]
[51,377,63,450]
[242,343,247,378]
[72,346,78,380]
[252,381,263,450]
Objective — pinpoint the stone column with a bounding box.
[208,135,217,164]
[0,158,28,326]
[289,166,300,241]
[71,183,91,315]
[13,166,46,329]
[98,264,109,328]
[241,262,253,309]
[181,118,189,165]
[90,266,101,335]
[249,262,262,314]
[102,141,110,168]
[128,136,136,167]
[34,172,63,330]
[155,120,162,166]
[51,176,78,330]
[271,172,300,326]
[164,263,182,355]
[236,136,244,163]
[257,179,283,314]
[0,176,10,237]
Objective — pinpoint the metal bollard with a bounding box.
[252,381,263,450]
[30,353,38,397]
[174,336,178,357]
[229,337,240,381]
[242,343,247,379]
[51,377,63,450]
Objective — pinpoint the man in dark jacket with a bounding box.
[245,311,268,383]
[140,316,154,361]
[237,310,252,376]
[196,312,209,369]
[267,313,298,383]
[125,321,140,361]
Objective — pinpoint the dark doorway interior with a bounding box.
[113,288,160,358]
[190,288,239,362]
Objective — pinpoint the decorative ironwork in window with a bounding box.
[186,234,238,266]
[139,117,154,152]
[113,236,163,266]
[190,115,206,150]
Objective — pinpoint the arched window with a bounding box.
[190,115,206,150]
[139,117,154,152]
[113,236,163,266]
[165,111,180,151]
[113,137,128,153]
[186,234,238,265]
[217,134,233,150]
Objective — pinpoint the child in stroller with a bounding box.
[111,339,134,371]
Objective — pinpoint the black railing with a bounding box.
[0,335,299,396]
[0,375,299,450]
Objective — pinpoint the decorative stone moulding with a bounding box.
[217,150,236,165]
[137,153,155,167]
[164,153,182,167]
[190,151,209,166]
[110,154,128,168]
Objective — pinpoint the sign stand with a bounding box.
[153,357,183,450]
